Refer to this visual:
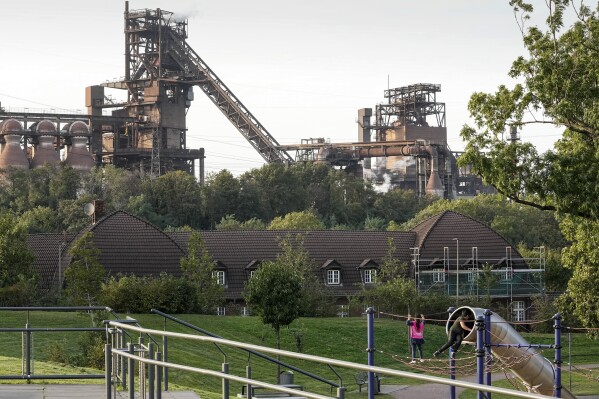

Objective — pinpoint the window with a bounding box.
[500,267,512,281]
[467,268,476,282]
[216,306,226,316]
[363,269,376,284]
[513,301,525,322]
[337,305,349,318]
[241,307,250,316]
[327,269,340,285]
[213,270,226,285]
[249,270,255,279]
[433,268,445,283]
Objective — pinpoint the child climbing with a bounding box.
[433,309,472,358]
[406,313,426,363]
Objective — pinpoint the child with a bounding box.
[406,313,426,363]
[433,309,472,358]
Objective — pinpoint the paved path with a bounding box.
[0,384,199,399]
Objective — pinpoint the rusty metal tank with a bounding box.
[1,118,23,134]
[65,136,95,171]
[31,135,60,168]
[0,134,30,170]
[69,121,90,135]
[36,119,57,135]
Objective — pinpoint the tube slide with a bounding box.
[448,307,575,399]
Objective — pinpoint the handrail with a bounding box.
[108,321,557,399]
[150,309,339,388]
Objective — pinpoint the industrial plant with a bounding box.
[0,2,489,198]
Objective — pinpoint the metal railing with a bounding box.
[105,320,558,399]
[0,306,116,382]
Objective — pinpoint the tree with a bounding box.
[0,212,36,305]
[273,234,332,316]
[180,231,224,313]
[458,1,599,330]
[202,170,241,228]
[142,171,202,228]
[243,259,302,376]
[360,238,417,313]
[64,232,105,307]
[268,210,325,230]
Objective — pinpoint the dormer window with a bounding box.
[321,259,342,286]
[245,259,261,279]
[212,261,227,286]
[358,259,379,285]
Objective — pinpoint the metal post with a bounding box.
[476,316,485,399]
[366,307,376,399]
[105,344,112,399]
[156,352,162,399]
[25,322,31,381]
[148,342,155,399]
[222,362,229,399]
[553,314,562,398]
[484,309,493,399]
[447,307,455,399]
[337,386,346,399]
[128,343,135,399]
[246,365,252,399]
[163,335,168,391]
[453,238,459,305]
[121,330,127,389]
[568,329,572,392]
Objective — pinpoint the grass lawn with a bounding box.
[0,310,598,398]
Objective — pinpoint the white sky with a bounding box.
[1,0,564,176]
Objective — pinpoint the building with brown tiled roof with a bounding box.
[27,210,545,319]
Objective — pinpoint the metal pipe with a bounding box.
[128,343,135,399]
[485,309,493,399]
[553,314,562,398]
[105,344,112,399]
[222,363,229,399]
[476,316,485,399]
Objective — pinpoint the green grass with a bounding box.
[0,311,598,398]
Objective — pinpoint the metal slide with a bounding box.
[449,307,575,399]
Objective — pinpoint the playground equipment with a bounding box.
[448,307,575,399]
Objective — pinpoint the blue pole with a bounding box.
[484,309,493,399]
[366,307,376,399]
[447,307,455,399]
[476,316,485,399]
[553,314,562,398]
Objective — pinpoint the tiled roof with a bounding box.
[409,211,527,267]
[169,230,417,300]
[27,233,76,290]
[60,210,185,281]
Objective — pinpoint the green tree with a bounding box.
[360,238,416,313]
[64,232,105,306]
[202,170,241,228]
[180,231,224,313]
[268,210,325,230]
[244,259,302,375]
[457,1,599,330]
[142,171,202,228]
[373,189,438,226]
[0,212,37,305]
[274,234,332,316]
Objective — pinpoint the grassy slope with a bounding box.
[0,311,597,397]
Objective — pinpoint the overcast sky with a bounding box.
[1,0,564,176]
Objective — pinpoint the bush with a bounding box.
[101,273,197,313]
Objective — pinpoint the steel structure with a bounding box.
[92,1,291,177]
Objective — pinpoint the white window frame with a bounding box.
[513,301,525,322]
[213,270,226,285]
[249,270,255,279]
[500,267,512,281]
[363,269,376,284]
[467,268,476,282]
[241,307,250,316]
[216,306,226,316]
[337,304,349,318]
[432,268,445,283]
[327,269,340,285]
